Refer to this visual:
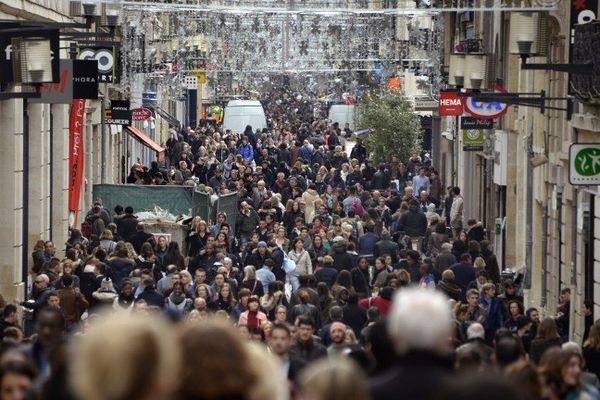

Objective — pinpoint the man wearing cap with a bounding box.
[327,322,349,356]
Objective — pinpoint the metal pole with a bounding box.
[22,98,29,298]
[101,83,107,183]
[525,119,533,289]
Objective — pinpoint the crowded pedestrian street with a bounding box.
[0,0,600,399]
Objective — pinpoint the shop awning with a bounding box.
[125,125,165,163]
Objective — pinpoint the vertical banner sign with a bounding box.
[68,99,86,228]
[568,0,597,94]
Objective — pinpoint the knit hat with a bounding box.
[257,241,268,248]
[330,321,347,333]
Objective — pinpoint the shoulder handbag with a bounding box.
[283,251,297,274]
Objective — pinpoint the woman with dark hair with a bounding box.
[529,317,562,364]
[107,241,135,291]
[505,300,525,332]
[451,237,469,261]
[316,282,335,325]
[260,281,287,321]
[539,348,599,399]
[215,283,237,314]
[0,360,37,400]
[583,323,600,379]
[288,238,313,291]
[350,257,371,299]
[332,270,354,299]
[163,241,185,270]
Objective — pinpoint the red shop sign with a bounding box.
[131,107,152,121]
[438,90,463,116]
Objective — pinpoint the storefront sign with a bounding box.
[438,90,463,116]
[461,116,494,129]
[464,85,509,120]
[568,0,597,95]
[414,96,439,111]
[31,59,73,104]
[569,143,600,185]
[462,129,485,151]
[73,59,99,99]
[131,107,152,121]
[77,46,120,83]
[68,98,86,228]
[105,99,131,125]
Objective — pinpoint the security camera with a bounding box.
[441,131,454,141]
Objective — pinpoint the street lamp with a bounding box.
[509,12,594,74]
[11,36,53,84]
[448,53,465,87]
[463,53,487,90]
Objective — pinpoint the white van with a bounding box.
[328,104,355,130]
[223,100,267,134]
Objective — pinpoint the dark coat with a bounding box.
[118,214,139,241]
[529,337,562,364]
[374,238,399,262]
[436,280,462,301]
[128,231,154,254]
[398,206,427,237]
[342,303,368,336]
[137,287,164,308]
[289,340,327,363]
[449,262,477,301]
[369,351,453,400]
[331,242,355,271]
[314,267,338,287]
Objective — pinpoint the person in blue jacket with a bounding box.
[479,282,505,344]
[237,136,254,162]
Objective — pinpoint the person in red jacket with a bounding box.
[359,287,394,317]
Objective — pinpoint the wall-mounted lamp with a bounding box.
[463,53,487,90]
[448,53,465,87]
[509,12,594,74]
[11,36,53,84]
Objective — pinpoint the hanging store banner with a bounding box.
[568,0,597,95]
[131,107,152,121]
[77,46,120,83]
[438,90,463,116]
[105,99,131,125]
[72,59,99,99]
[569,143,600,185]
[462,129,485,151]
[68,98,86,228]
[463,85,509,120]
[461,116,494,129]
[31,59,73,104]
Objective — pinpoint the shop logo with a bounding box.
[574,147,600,176]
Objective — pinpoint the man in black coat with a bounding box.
[450,253,477,301]
[269,322,306,383]
[128,223,154,254]
[373,232,400,263]
[369,288,454,400]
[118,206,138,241]
[136,278,164,308]
[289,316,327,363]
[342,295,368,336]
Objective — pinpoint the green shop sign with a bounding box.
[570,144,600,185]
[462,129,484,151]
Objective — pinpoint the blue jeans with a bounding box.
[288,274,300,291]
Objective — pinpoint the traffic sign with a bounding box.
[464,85,509,120]
[569,143,600,185]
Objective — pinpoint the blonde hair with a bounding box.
[70,312,179,400]
[299,358,370,400]
[473,256,487,268]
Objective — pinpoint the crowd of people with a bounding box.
[0,93,597,400]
